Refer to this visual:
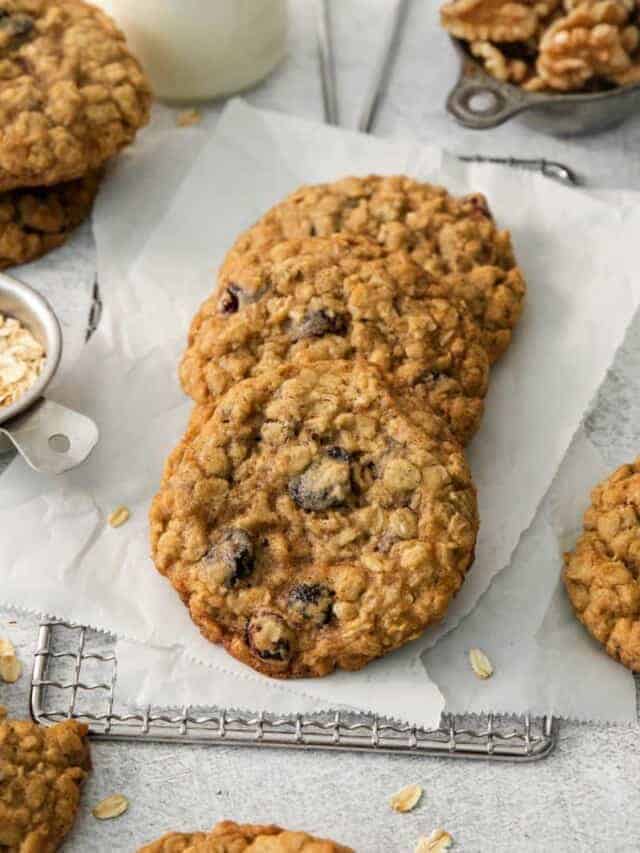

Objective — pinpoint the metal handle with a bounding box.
[315,0,339,125]
[447,73,528,129]
[0,398,98,474]
[358,0,410,133]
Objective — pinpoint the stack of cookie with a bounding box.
[151,176,527,679]
[0,0,151,270]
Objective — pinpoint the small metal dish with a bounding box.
[0,272,98,474]
[447,37,640,136]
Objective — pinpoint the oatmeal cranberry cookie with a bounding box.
[138,820,353,853]
[0,0,151,191]
[151,361,478,679]
[223,176,526,364]
[0,170,100,268]
[564,459,640,672]
[182,235,490,446]
[0,706,91,852]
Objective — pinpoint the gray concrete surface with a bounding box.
[2,2,640,851]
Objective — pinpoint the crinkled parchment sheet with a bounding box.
[1,101,639,726]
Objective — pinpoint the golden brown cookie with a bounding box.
[0,170,100,268]
[0,706,91,852]
[182,235,490,446]
[0,0,151,191]
[151,360,478,679]
[564,459,640,672]
[224,176,526,364]
[138,820,353,853]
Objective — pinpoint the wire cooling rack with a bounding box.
[30,620,557,761]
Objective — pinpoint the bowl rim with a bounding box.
[0,273,62,426]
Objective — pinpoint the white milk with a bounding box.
[96,0,288,101]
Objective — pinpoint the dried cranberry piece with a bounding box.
[0,12,34,40]
[292,309,348,340]
[246,611,293,662]
[219,284,241,314]
[218,528,254,586]
[218,282,266,314]
[327,446,352,462]
[288,583,334,626]
[202,528,254,587]
[288,455,352,511]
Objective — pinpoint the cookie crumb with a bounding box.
[0,637,15,655]
[92,794,129,820]
[0,637,22,683]
[469,647,493,679]
[108,506,130,528]
[177,109,202,127]
[390,783,423,813]
[415,828,454,852]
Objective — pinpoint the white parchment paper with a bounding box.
[1,100,639,725]
[424,428,638,724]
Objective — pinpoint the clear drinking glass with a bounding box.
[95,0,288,101]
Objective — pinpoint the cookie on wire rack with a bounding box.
[138,820,354,852]
[151,360,478,679]
[0,706,91,852]
[223,175,526,364]
[564,458,640,672]
[181,234,490,446]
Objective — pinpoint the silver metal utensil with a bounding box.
[355,11,577,186]
[316,0,339,125]
[0,273,98,474]
[358,0,410,133]
[457,155,578,187]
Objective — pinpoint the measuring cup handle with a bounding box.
[447,73,527,129]
[0,398,99,474]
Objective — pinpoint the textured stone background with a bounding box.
[2,2,640,850]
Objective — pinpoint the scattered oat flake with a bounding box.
[390,783,423,813]
[0,654,22,683]
[0,637,15,657]
[177,108,201,127]
[92,794,129,820]
[469,647,493,679]
[415,828,454,852]
[108,506,130,528]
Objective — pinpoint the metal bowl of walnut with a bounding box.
[442,0,640,136]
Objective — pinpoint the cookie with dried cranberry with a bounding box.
[0,706,91,852]
[181,235,489,445]
[0,170,100,268]
[0,0,151,191]
[224,175,526,363]
[564,459,640,672]
[151,360,478,679]
[138,820,354,852]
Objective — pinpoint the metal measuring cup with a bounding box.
[447,37,640,136]
[0,272,98,474]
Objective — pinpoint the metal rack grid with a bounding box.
[30,620,557,761]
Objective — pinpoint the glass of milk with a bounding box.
[96,0,288,101]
